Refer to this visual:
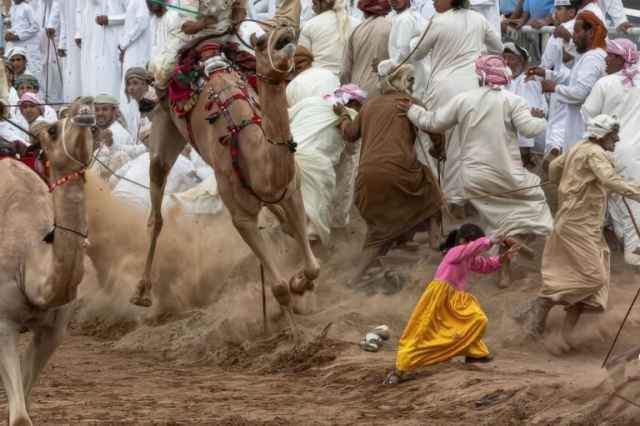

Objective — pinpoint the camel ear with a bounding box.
[250,32,267,50]
[30,122,51,145]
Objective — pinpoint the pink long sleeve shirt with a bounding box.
[434,237,502,291]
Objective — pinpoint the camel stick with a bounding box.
[602,286,640,368]
[621,197,640,255]
[260,263,267,334]
[50,36,64,88]
[44,34,50,103]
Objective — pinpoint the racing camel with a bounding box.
[131,25,320,331]
[0,98,95,426]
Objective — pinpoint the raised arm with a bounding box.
[554,54,606,105]
[510,94,546,138]
[445,237,494,265]
[406,96,460,134]
[587,150,640,202]
[469,255,502,274]
[337,110,362,143]
[484,18,503,54]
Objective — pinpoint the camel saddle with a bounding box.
[169,35,257,118]
[0,140,49,184]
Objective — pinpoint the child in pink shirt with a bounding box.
[384,224,518,385]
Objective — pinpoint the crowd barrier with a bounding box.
[506,25,640,64]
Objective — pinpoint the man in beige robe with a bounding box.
[340,0,391,97]
[516,115,640,340]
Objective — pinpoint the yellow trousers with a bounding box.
[396,280,489,372]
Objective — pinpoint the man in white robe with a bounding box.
[287,46,340,107]
[407,1,503,208]
[289,84,366,242]
[148,0,182,62]
[469,0,501,36]
[537,0,576,157]
[118,0,151,136]
[597,0,631,32]
[299,0,358,76]
[402,55,553,286]
[535,11,606,154]
[76,0,126,99]
[92,94,146,184]
[121,67,152,140]
[58,0,82,101]
[5,0,41,81]
[118,0,151,100]
[503,42,547,158]
[582,39,640,267]
[112,150,197,212]
[40,0,64,104]
[388,0,428,98]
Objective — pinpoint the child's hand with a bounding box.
[499,244,521,263]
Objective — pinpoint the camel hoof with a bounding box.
[130,280,153,307]
[130,295,152,308]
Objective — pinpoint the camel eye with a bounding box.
[47,124,58,139]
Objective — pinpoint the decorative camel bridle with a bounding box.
[202,24,298,204]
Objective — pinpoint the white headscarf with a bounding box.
[584,114,620,140]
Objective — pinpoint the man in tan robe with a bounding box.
[340,0,391,97]
[337,61,443,288]
[516,115,640,340]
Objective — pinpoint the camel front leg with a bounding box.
[218,177,298,335]
[278,176,320,295]
[21,307,72,409]
[0,322,31,426]
[131,111,186,307]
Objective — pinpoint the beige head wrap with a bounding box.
[585,114,620,139]
[377,60,415,95]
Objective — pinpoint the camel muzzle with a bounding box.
[73,113,97,128]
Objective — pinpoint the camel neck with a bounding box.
[257,80,291,144]
[44,177,87,307]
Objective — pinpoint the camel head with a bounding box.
[251,25,297,83]
[32,98,95,178]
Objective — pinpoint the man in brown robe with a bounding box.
[340,0,391,97]
[336,61,443,288]
[516,115,640,341]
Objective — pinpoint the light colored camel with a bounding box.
[0,100,95,426]
[131,26,320,329]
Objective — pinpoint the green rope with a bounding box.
[150,0,201,16]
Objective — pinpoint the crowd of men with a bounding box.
[0,0,639,303]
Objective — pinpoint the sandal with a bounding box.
[382,369,416,385]
[465,354,494,364]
